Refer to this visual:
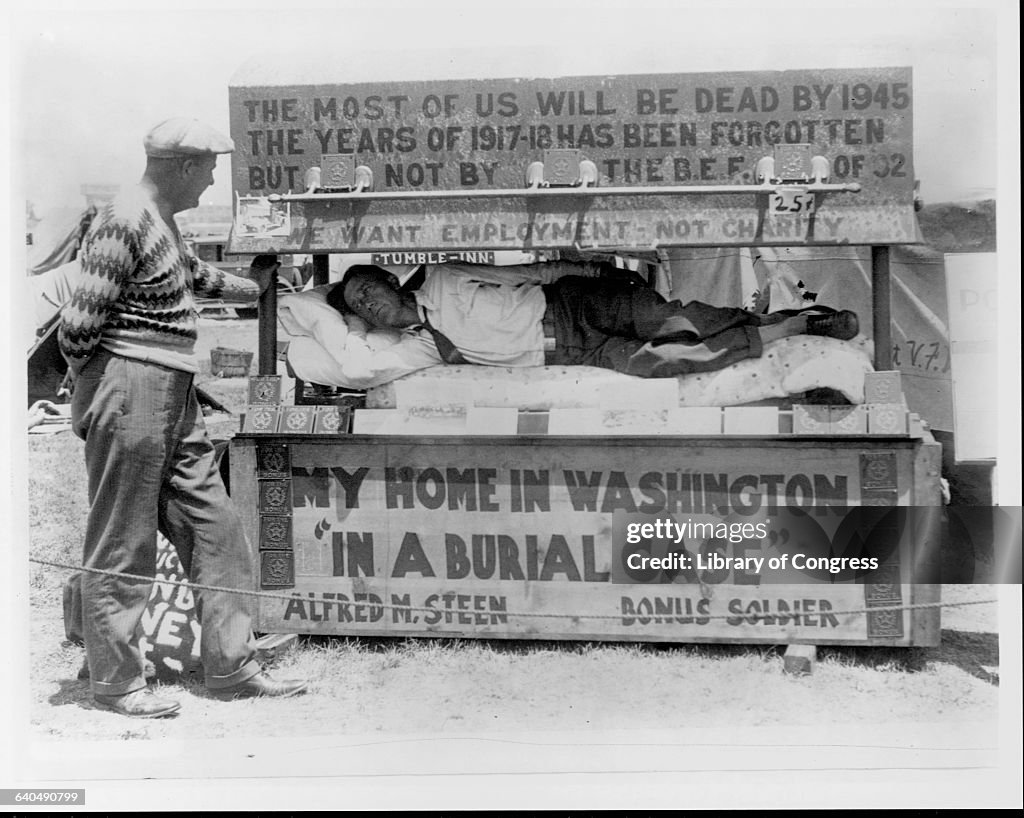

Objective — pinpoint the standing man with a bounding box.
[59,118,308,718]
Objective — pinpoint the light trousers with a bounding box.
[71,349,259,695]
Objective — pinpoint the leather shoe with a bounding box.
[806,309,859,341]
[94,688,181,718]
[208,671,308,701]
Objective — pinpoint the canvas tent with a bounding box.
[663,199,996,434]
[25,204,97,404]
[27,205,96,276]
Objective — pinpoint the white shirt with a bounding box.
[325,261,601,389]
[416,263,547,367]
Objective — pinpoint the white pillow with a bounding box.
[279,285,405,385]
[278,285,352,341]
[286,335,351,385]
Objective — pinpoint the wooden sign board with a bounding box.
[231,436,941,645]
[228,67,915,252]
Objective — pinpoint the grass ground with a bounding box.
[25,314,1003,742]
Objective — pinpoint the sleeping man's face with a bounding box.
[341,268,420,329]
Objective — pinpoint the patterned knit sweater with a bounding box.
[58,188,260,374]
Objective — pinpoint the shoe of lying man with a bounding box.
[208,670,309,701]
[806,309,860,341]
[94,688,181,718]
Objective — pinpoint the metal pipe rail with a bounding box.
[267,182,862,203]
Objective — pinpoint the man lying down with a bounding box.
[298,259,860,391]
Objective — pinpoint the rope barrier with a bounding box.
[30,556,999,624]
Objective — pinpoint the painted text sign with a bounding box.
[228,67,916,252]
[252,440,925,643]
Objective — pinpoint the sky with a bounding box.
[4,1,1015,217]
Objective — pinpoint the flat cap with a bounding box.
[144,118,235,158]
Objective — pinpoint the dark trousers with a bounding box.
[71,349,259,695]
[542,276,765,377]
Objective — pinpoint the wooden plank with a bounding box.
[257,575,914,645]
[257,269,278,375]
[234,433,922,451]
[236,434,938,645]
[910,584,942,647]
[913,431,944,506]
[872,245,893,370]
[312,253,330,286]
[227,67,916,252]
[910,431,943,644]
[229,439,260,621]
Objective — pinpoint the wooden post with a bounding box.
[871,245,893,371]
[783,645,817,675]
[228,439,259,620]
[258,263,278,375]
[313,253,330,286]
